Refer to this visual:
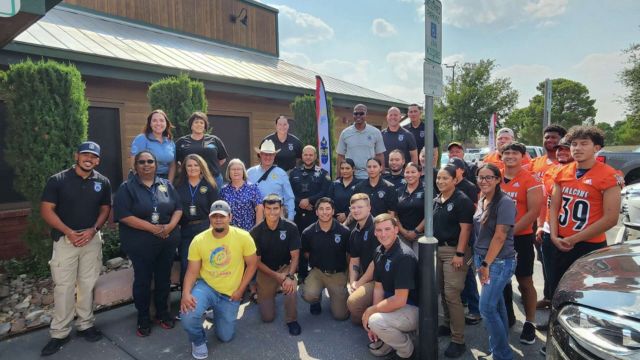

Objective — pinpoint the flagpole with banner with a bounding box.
[488,112,497,152]
[315,75,331,176]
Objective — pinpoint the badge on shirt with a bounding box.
[419,130,425,138]
[447,203,454,212]
[93,181,102,192]
[158,184,168,193]
[367,135,372,141]
[398,134,404,142]
[364,230,369,241]
[385,259,391,272]
[206,143,216,150]
[416,191,423,199]
[189,205,197,216]
[271,173,278,180]
[288,143,294,151]
[199,186,208,194]
[314,171,320,178]
[334,234,342,244]
[378,190,385,198]
[280,230,287,241]
[151,211,160,224]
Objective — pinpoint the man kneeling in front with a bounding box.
[362,213,419,360]
[180,200,258,359]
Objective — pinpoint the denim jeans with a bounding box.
[461,266,480,316]
[181,280,240,346]
[475,255,516,360]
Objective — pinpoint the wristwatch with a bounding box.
[455,251,465,257]
[285,273,295,281]
[481,261,489,268]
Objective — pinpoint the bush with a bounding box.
[101,224,123,263]
[290,95,337,178]
[148,73,208,138]
[1,59,89,266]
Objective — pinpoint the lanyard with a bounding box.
[189,181,200,205]
[146,183,159,210]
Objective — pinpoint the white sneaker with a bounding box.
[191,342,208,359]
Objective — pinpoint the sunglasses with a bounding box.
[137,159,156,165]
[353,111,366,116]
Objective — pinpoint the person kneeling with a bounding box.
[180,201,258,359]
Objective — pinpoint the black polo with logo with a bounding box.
[433,189,474,247]
[397,183,425,231]
[301,220,351,273]
[349,215,379,272]
[354,179,398,216]
[250,218,300,271]
[262,133,303,172]
[175,178,220,225]
[373,239,418,306]
[41,167,112,241]
[382,171,406,189]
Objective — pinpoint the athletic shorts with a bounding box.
[514,233,535,277]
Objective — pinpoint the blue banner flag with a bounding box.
[316,76,331,175]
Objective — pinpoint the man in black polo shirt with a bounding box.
[346,193,379,325]
[40,141,112,356]
[260,115,303,172]
[382,107,418,167]
[301,197,351,320]
[249,195,301,336]
[362,214,418,360]
[382,150,407,189]
[403,103,439,166]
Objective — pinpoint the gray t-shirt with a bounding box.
[337,124,386,180]
[473,194,516,259]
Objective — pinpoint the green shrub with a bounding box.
[1,59,89,267]
[290,95,337,178]
[101,224,123,263]
[148,73,208,138]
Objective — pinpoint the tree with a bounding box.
[504,107,540,145]
[148,73,207,138]
[1,59,89,269]
[596,122,617,145]
[621,43,640,117]
[615,115,640,145]
[290,95,337,178]
[436,59,518,145]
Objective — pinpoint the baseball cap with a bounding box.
[448,157,466,171]
[209,200,231,217]
[447,142,464,150]
[554,137,571,149]
[77,141,101,157]
[497,128,515,138]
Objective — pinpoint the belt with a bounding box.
[316,268,342,275]
[187,219,207,225]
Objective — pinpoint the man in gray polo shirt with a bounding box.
[336,104,386,180]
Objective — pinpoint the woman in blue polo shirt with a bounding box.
[130,110,176,181]
[114,150,182,337]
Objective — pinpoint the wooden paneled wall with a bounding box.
[63,0,278,55]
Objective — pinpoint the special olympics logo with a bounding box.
[209,245,231,267]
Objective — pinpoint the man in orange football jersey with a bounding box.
[548,126,623,295]
[482,128,531,171]
[499,142,543,344]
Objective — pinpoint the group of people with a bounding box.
[37,102,623,360]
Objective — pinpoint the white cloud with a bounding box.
[281,51,373,85]
[271,5,334,46]
[386,51,423,81]
[372,19,398,37]
[440,0,569,28]
[494,64,555,107]
[525,0,569,18]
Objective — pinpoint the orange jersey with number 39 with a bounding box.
[553,161,624,243]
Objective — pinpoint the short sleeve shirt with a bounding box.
[175,179,220,224]
[473,195,516,259]
[175,134,228,177]
[501,168,542,236]
[348,215,379,272]
[373,240,418,306]
[354,179,398,216]
[290,165,332,206]
[382,171,407,189]
[250,219,300,271]
[396,183,425,230]
[247,165,296,220]
[381,127,417,166]
[329,178,361,216]
[433,190,474,247]
[262,133,303,172]
[456,178,479,204]
[41,167,112,240]
[130,133,175,176]
[188,226,257,296]
[336,124,386,179]
[301,220,351,272]
[219,182,263,231]
[403,121,439,152]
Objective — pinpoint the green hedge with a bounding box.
[148,73,207,138]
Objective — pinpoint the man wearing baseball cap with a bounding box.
[40,141,112,356]
[447,142,478,184]
[181,200,258,359]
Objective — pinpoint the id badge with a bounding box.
[189,205,197,216]
[151,212,160,224]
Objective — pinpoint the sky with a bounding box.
[262,0,640,124]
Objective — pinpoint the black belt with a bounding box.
[187,219,207,225]
[316,268,342,275]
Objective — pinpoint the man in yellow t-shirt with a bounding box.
[180,200,257,360]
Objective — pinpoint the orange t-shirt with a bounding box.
[542,164,564,225]
[483,151,531,171]
[553,161,624,243]
[501,168,542,235]
[529,155,557,182]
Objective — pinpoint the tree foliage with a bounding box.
[290,95,337,178]
[621,43,640,117]
[435,59,518,145]
[148,73,207,138]
[1,59,89,263]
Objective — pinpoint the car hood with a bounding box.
[553,240,640,319]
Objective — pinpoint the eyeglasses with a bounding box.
[477,175,498,182]
[353,111,366,116]
[137,159,155,165]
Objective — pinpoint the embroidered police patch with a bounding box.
[385,259,391,272]
[416,192,423,199]
[288,143,294,151]
[419,130,425,138]
[447,203,454,212]
[334,234,342,243]
[158,184,168,193]
[280,231,287,241]
[364,230,369,241]
[199,186,208,194]
[378,190,385,198]
[398,134,404,142]
[93,182,102,192]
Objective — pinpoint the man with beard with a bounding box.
[181,200,258,359]
[40,142,112,356]
[382,150,407,189]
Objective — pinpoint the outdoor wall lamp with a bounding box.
[230,8,248,26]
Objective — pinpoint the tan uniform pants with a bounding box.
[437,245,471,344]
[256,267,297,323]
[368,304,418,358]
[49,232,102,338]
[346,281,375,324]
[301,268,349,320]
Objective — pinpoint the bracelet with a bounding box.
[455,251,465,257]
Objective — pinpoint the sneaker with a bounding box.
[136,318,151,337]
[437,325,451,337]
[287,321,301,336]
[386,351,415,359]
[310,302,322,315]
[444,342,466,358]
[77,326,103,342]
[536,298,551,309]
[368,340,393,357]
[539,346,546,356]
[520,321,536,345]
[465,313,482,325]
[191,342,208,359]
[41,336,70,356]
[155,314,176,329]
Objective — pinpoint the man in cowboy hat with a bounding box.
[247,139,296,221]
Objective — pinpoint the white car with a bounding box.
[615,181,640,243]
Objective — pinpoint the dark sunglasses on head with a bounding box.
[137,159,155,165]
[353,111,366,116]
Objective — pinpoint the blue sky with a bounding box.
[265,0,640,124]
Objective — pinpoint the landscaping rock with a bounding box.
[40,287,49,295]
[15,301,30,311]
[41,294,54,306]
[25,309,44,323]
[0,285,9,298]
[106,257,124,269]
[11,319,25,332]
[0,322,10,336]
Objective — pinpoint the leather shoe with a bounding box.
[41,336,70,356]
[287,321,301,336]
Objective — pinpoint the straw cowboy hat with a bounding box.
[254,139,281,154]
